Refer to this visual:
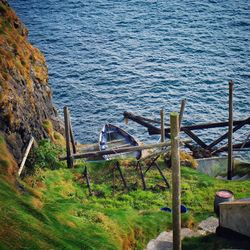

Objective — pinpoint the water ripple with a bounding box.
[9,0,250,144]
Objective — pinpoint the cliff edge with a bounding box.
[0,0,64,167]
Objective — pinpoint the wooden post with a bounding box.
[138,162,146,190]
[228,80,234,180]
[179,99,186,127]
[112,166,116,195]
[154,162,170,189]
[170,112,181,250]
[84,166,92,196]
[69,114,76,154]
[116,161,128,190]
[160,109,165,142]
[64,106,73,168]
[17,137,34,177]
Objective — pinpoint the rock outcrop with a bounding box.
[0,0,64,164]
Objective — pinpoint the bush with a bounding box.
[26,139,66,173]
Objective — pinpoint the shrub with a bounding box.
[26,139,65,173]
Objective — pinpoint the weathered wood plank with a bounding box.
[59,141,171,160]
[137,162,146,190]
[69,113,76,154]
[154,162,170,189]
[206,118,249,150]
[160,109,165,142]
[17,137,34,177]
[182,128,207,149]
[116,161,128,190]
[228,80,234,180]
[83,166,92,195]
[64,106,73,168]
[179,99,186,127]
[124,111,250,135]
[170,112,181,250]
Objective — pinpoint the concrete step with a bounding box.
[216,176,226,180]
[145,217,218,250]
[216,174,250,181]
[232,175,241,180]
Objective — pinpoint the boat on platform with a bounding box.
[99,124,141,160]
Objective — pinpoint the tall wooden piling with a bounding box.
[69,115,77,154]
[179,99,186,127]
[170,112,181,250]
[64,106,73,168]
[228,80,234,180]
[160,109,165,142]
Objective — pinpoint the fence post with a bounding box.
[228,80,234,180]
[170,112,181,250]
[64,106,73,168]
[69,115,77,154]
[179,99,186,127]
[160,109,165,142]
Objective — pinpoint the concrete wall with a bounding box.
[197,157,228,176]
[219,201,250,237]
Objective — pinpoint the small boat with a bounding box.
[99,124,141,160]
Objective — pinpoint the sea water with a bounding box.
[9,0,250,149]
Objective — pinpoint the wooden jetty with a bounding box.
[123,111,250,157]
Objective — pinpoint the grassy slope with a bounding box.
[0,159,250,250]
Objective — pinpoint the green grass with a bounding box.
[0,153,250,249]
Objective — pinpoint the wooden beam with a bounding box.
[124,111,250,135]
[83,166,92,195]
[17,137,34,177]
[228,80,234,180]
[152,118,250,135]
[206,118,249,150]
[182,128,207,149]
[144,156,160,175]
[179,99,186,127]
[160,109,165,142]
[138,162,146,190]
[116,161,128,190]
[64,106,73,168]
[59,141,171,160]
[154,162,170,189]
[123,111,161,134]
[212,141,250,154]
[171,112,181,250]
[68,113,76,154]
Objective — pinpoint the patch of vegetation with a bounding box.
[0,134,17,175]
[42,120,65,146]
[25,139,66,174]
[1,144,250,250]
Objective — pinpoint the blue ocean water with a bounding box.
[9,0,250,144]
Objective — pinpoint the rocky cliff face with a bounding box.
[0,0,64,164]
